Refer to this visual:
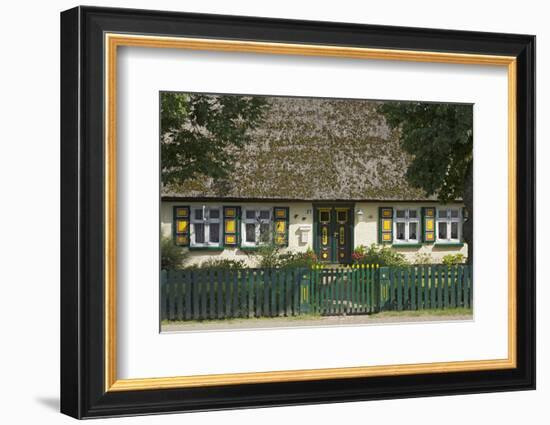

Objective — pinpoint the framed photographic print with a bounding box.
[60,6,535,419]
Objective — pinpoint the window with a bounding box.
[436,208,462,243]
[190,206,222,247]
[393,208,419,243]
[319,210,330,223]
[242,208,272,247]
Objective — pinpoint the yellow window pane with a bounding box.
[425,208,435,217]
[176,220,188,233]
[426,232,434,241]
[225,219,236,233]
[175,207,188,218]
[225,235,236,244]
[276,221,286,233]
[275,208,287,218]
[225,208,236,217]
[426,219,434,231]
[382,233,392,241]
[383,219,392,231]
[276,235,286,245]
[382,209,392,217]
[176,235,188,245]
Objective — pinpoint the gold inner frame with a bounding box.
[104,33,517,392]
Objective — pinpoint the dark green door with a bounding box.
[315,206,353,264]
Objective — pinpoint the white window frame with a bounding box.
[190,205,222,248]
[241,206,272,247]
[393,207,420,244]
[436,207,462,243]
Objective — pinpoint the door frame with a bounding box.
[313,203,355,263]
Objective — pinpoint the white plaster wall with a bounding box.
[353,202,379,248]
[287,203,314,251]
[161,201,313,267]
[354,202,468,263]
[162,201,467,266]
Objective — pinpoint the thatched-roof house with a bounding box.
[161,96,466,266]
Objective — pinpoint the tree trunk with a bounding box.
[463,162,473,265]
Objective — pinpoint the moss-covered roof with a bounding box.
[162,97,437,201]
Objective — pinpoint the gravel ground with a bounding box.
[162,313,473,333]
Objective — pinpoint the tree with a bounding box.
[160,92,268,186]
[378,102,473,263]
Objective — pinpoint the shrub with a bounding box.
[201,258,246,270]
[413,252,434,265]
[253,245,318,269]
[254,244,283,269]
[187,258,247,270]
[160,236,188,270]
[352,244,408,267]
[442,253,466,266]
[277,248,318,269]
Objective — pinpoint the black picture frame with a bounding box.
[60,5,535,419]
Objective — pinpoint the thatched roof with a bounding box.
[161,96,437,201]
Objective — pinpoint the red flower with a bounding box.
[351,252,364,262]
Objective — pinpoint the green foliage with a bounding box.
[413,252,434,265]
[185,258,247,270]
[160,237,188,270]
[441,253,466,266]
[254,245,318,269]
[277,248,318,269]
[160,92,268,186]
[352,244,408,267]
[378,102,473,203]
[254,244,283,269]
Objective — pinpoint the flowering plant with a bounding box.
[351,244,407,267]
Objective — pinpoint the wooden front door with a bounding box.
[314,206,353,264]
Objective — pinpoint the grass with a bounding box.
[373,307,472,317]
[161,308,471,326]
[161,313,322,326]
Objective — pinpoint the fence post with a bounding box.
[243,270,248,317]
[299,268,311,314]
[409,266,418,310]
[310,266,316,314]
[450,266,456,308]
[379,266,390,312]
[457,266,463,308]
[176,270,184,321]
[160,270,167,321]
[424,266,431,308]
[184,270,191,320]
[369,266,374,313]
[248,270,254,318]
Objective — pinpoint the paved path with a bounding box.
[162,313,472,333]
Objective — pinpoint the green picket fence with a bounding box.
[161,268,308,321]
[308,265,378,315]
[161,264,472,321]
[378,265,472,311]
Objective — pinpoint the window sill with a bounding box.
[189,246,224,251]
[392,243,422,248]
[434,242,464,247]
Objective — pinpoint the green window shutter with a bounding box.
[461,207,467,242]
[223,206,240,247]
[422,207,436,243]
[173,206,190,246]
[379,207,393,244]
[273,207,289,247]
